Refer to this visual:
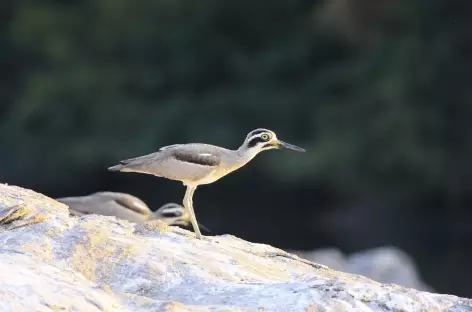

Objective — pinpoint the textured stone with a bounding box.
[292,246,434,292]
[0,183,470,312]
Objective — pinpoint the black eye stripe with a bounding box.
[247,136,266,148]
[161,211,181,218]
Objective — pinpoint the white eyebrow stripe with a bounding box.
[160,207,185,214]
[199,153,213,157]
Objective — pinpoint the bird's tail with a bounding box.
[108,164,125,172]
[108,156,140,172]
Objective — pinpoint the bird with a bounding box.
[56,191,211,234]
[107,128,305,239]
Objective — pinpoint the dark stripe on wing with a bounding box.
[113,196,151,216]
[120,158,135,165]
[173,151,220,167]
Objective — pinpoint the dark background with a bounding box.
[1,0,472,297]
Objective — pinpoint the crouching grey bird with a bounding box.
[107,128,305,239]
[56,191,211,234]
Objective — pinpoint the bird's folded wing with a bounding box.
[111,194,152,217]
[173,150,220,167]
[119,152,160,165]
[110,144,223,182]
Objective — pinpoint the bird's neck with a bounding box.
[236,145,261,163]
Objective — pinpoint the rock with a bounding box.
[347,246,434,292]
[0,183,470,312]
[291,247,434,292]
[294,248,347,272]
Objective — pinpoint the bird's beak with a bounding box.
[273,140,306,152]
[181,215,211,233]
[197,222,212,234]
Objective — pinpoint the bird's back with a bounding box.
[109,143,236,185]
[57,192,153,223]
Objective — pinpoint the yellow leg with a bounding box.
[183,186,202,239]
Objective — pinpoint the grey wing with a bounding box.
[92,201,150,222]
[113,144,222,183]
[153,147,221,182]
[118,151,161,166]
[119,144,183,164]
[108,151,164,173]
[57,192,152,222]
[57,196,102,217]
[56,196,94,214]
[98,192,152,217]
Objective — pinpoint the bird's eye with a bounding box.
[261,133,270,141]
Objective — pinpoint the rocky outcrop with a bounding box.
[292,247,434,292]
[0,183,470,312]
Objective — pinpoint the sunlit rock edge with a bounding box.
[0,183,470,312]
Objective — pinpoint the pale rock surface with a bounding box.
[0,183,471,312]
[292,247,434,292]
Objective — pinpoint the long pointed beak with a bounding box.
[275,140,306,152]
[197,222,212,234]
[167,218,212,234]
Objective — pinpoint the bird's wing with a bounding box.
[97,192,152,217]
[92,201,150,222]
[172,148,221,167]
[156,145,221,182]
[56,196,94,214]
[112,144,224,183]
[118,151,161,166]
[57,196,108,217]
[57,193,152,222]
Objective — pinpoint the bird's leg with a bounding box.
[183,186,202,239]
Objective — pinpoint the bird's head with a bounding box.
[154,203,189,226]
[243,128,306,153]
[154,203,211,234]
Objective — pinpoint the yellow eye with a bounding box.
[261,133,270,141]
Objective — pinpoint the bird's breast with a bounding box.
[203,162,246,184]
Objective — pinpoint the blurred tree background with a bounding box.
[1,0,472,296]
